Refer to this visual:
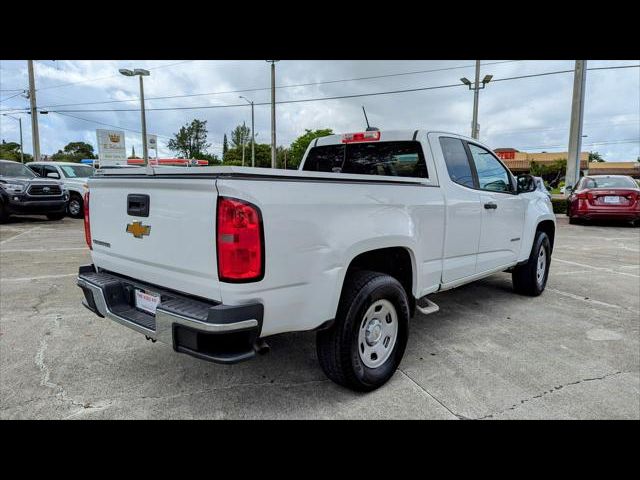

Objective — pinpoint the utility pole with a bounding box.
[27,60,41,162]
[565,60,587,196]
[460,61,493,140]
[266,60,279,168]
[139,74,149,165]
[471,60,481,139]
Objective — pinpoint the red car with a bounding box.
[567,175,640,226]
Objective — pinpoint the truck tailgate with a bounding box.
[88,176,221,302]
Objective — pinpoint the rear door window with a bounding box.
[303,141,428,178]
[439,137,475,188]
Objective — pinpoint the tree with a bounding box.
[0,140,32,162]
[230,123,251,149]
[288,128,334,169]
[589,151,604,162]
[530,158,566,188]
[223,134,228,158]
[224,143,271,167]
[167,119,211,159]
[51,141,97,162]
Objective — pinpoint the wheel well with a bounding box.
[69,191,83,199]
[345,247,415,314]
[537,220,555,253]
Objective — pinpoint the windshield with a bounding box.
[59,164,94,178]
[0,161,36,178]
[582,176,638,189]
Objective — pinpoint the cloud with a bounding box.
[0,59,638,160]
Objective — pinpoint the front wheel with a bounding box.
[512,230,551,296]
[67,194,84,218]
[316,270,409,392]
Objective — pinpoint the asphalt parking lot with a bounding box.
[1,215,638,419]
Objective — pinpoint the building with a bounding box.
[494,148,640,178]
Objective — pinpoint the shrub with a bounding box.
[551,198,567,214]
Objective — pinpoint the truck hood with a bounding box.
[0,176,64,187]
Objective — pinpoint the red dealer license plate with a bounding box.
[135,289,161,315]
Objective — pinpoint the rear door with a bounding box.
[466,142,526,272]
[88,175,222,301]
[432,135,482,284]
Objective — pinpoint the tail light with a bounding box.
[83,191,92,250]
[216,197,264,282]
[575,192,588,200]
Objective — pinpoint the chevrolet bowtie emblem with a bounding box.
[126,221,151,239]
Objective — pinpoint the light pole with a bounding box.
[3,114,24,163]
[239,95,255,167]
[266,60,279,168]
[241,121,246,166]
[565,60,587,196]
[119,68,150,167]
[460,60,493,140]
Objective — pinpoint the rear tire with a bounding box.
[46,213,65,221]
[512,230,551,297]
[316,270,409,392]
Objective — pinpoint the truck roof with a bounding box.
[314,129,467,146]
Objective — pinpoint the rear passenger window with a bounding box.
[303,141,428,178]
[439,137,475,188]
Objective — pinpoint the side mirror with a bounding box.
[516,174,536,194]
[46,172,60,179]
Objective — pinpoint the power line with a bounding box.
[516,139,639,150]
[26,60,522,109]
[0,91,25,103]
[488,118,640,136]
[33,64,638,114]
[35,60,196,91]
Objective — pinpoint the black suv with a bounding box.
[0,159,69,223]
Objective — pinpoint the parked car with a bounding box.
[566,175,640,225]
[77,130,555,391]
[533,176,552,200]
[0,159,69,223]
[27,161,94,218]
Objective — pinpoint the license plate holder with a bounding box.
[134,289,161,315]
[603,196,621,204]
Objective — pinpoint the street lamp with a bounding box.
[3,114,24,163]
[266,60,279,168]
[460,61,493,140]
[119,68,150,166]
[239,95,255,167]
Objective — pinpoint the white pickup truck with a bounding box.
[77,130,555,391]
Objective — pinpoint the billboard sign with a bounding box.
[96,129,127,166]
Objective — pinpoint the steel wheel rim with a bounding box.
[536,246,547,286]
[69,199,81,216]
[358,299,398,369]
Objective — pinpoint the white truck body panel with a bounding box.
[86,130,554,338]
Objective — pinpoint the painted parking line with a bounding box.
[0,273,77,282]
[0,247,88,253]
[0,226,41,245]
[547,287,639,314]
[552,258,640,278]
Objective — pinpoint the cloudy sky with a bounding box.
[0,59,638,161]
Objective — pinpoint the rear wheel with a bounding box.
[67,194,84,218]
[46,213,65,221]
[316,270,409,392]
[512,230,551,296]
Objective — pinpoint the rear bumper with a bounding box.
[77,265,263,364]
[573,209,640,221]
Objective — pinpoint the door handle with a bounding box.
[484,202,498,210]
